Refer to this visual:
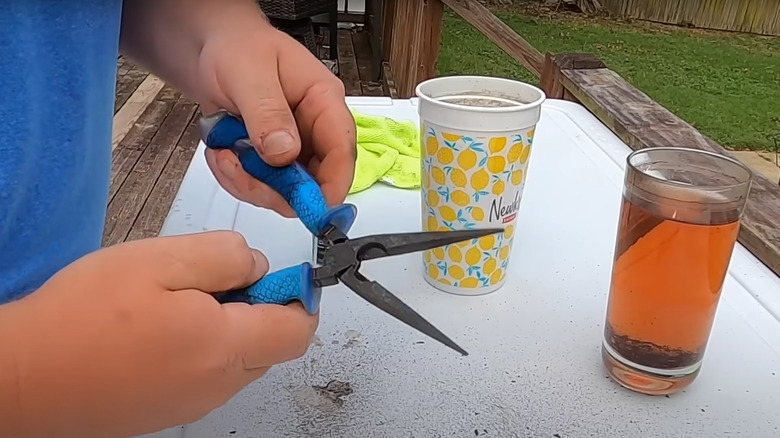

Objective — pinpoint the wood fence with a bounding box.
[381,0,780,278]
[602,0,780,36]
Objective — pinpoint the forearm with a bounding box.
[0,300,31,437]
[119,0,270,100]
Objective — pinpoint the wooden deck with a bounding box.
[104,27,389,246]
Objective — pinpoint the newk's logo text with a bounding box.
[489,190,521,224]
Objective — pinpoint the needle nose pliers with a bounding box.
[199,110,504,355]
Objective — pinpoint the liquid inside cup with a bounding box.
[437,94,529,108]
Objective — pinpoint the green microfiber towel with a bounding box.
[348,111,421,194]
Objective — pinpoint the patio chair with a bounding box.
[257,0,339,74]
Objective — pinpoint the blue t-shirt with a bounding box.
[0,0,123,303]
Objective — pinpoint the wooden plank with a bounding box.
[116,56,131,80]
[540,53,566,99]
[381,0,396,62]
[112,74,166,150]
[367,0,384,82]
[364,0,377,77]
[419,0,445,83]
[103,94,198,247]
[328,6,339,62]
[386,0,445,98]
[114,57,149,114]
[337,29,363,96]
[382,62,399,99]
[440,0,544,78]
[338,12,365,23]
[352,29,385,96]
[318,27,330,60]
[125,110,201,242]
[109,85,180,203]
[601,0,780,36]
[561,88,578,103]
[551,53,780,277]
[541,52,606,99]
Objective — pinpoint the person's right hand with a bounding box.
[0,231,318,438]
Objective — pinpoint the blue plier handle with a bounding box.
[199,110,357,237]
[199,111,357,314]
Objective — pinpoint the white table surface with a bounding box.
[145,97,780,437]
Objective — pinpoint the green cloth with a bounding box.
[349,111,421,194]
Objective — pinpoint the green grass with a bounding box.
[437,9,780,151]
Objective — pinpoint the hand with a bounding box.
[197,17,357,218]
[2,231,318,438]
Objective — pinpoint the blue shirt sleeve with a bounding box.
[0,0,124,303]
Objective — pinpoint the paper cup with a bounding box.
[415,75,545,296]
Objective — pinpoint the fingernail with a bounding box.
[261,130,295,156]
[252,250,269,273]
[219,157,238,179]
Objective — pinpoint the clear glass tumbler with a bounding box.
[602,147,753,395]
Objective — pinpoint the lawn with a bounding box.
[437,9,780,151]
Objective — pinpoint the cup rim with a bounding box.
[415,75,546,113]
[626,146,753,190]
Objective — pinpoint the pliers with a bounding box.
[199,110,504,355]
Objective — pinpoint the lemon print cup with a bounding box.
[415,75,545,296]
[421,125,535,294]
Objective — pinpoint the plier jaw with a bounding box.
[308,228,505,356]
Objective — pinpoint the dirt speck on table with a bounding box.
[312,380,353,406]
[343,329,361,349]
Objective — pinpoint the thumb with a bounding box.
[225,59,301,167]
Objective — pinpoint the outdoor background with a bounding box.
[436,2,779,153]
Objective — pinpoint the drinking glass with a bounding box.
[602,147,753,395]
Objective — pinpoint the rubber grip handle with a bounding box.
[215,263,322,315]
[200,112,356,236]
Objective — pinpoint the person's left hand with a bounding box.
[196,14,357,217]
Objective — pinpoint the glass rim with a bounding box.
[626,146,753,191]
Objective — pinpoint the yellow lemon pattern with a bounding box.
[420,123,536,290]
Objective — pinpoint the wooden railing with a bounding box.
[381,0,780,278]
